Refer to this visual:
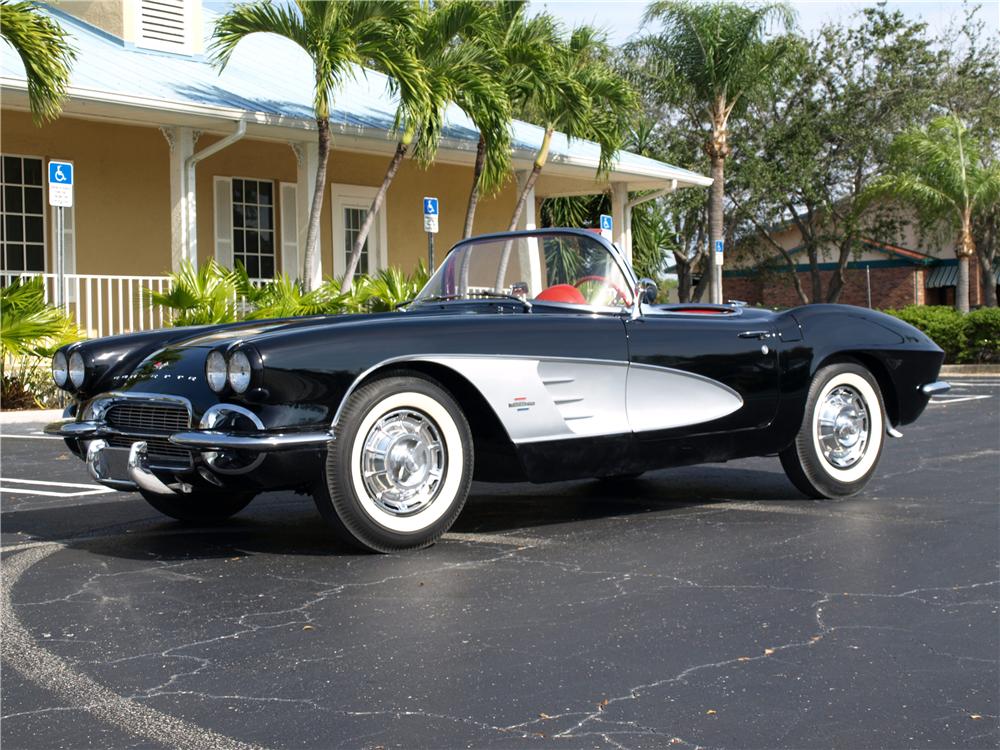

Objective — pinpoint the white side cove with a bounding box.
[419,356,743,444]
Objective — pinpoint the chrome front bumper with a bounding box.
[47,419,331,496]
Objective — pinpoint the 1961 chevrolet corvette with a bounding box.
[48,229,949,552]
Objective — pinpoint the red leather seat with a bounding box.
[535,284,587,304]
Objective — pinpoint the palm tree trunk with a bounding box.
[494,127,552,291]
[342,140,408,292]
[708,152,725,305]
[956,220,975,313]
[463,135,486,239]
[302,117,331,292]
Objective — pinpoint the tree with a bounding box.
[733,7,942,305]
[461,1,554,238]
[341,0,510,290]
[633,1,794,304]
[0,0,75,124]
[866,116,1000,313]
[507,25,636,232]
[212,1,427,291]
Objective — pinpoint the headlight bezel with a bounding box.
[227,350,253,394]
[205,350,228,393]
[52,350,68,388]
[68,351,86,389]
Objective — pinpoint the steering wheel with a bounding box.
[574,275,630,306]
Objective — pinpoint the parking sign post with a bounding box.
[48,161,74,309]
[423,197,439,270]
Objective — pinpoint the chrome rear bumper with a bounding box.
[921,381,951,396]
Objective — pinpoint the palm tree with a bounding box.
[506,25,636,232]
[0,0,76,124]
[634,1,794,303]
[341,0,511,290]
[461,1,555,238]
[212,1,427,291]
[867,115,1000,313]
[145,260,239,326]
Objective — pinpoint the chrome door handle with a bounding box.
[738,330,770,339]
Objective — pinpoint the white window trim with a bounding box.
[1,152,49,273]
[331,183,388,279]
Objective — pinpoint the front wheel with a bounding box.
[315,374,474,553]
[139,489,256,522]
[780,362,885,499]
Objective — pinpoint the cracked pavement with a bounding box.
[1,379,997,749]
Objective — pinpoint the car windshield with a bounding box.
[413,232,634,308]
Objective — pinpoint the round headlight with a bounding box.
[227,350,252,394]
[206,351,228,393]
[68,351,86,389]
[52,350,68,387]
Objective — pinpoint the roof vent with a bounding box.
[135,0,199,55]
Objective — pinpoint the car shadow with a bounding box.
[3,464,805,562]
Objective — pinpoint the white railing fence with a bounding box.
[2,272,176,338]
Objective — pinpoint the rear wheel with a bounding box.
[780,362,885,499]
[139,489,255,522]
[315,374,474,553]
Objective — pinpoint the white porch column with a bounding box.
[161,126,196,272]
[610,182,631,262]
[292,141,322,287]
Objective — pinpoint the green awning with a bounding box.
[926,264,958,288]
[926,261,1000,288]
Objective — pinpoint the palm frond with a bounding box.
[0,0,76,124]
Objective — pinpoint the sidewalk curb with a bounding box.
[0,409,63,425]
[940,365,1000,377]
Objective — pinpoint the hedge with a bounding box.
[884,305,1000,364]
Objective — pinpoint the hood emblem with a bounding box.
[151,361,168,370]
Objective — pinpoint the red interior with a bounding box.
[535,284,587,305]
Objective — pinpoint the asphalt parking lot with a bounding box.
[1,379,998,750]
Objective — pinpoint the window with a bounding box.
[343,206,370,276]
[232,178,275,279]
[1,155,45,272]
[331,184,387,278]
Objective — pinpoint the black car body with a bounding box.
[48,229,948,551]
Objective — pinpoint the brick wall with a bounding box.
[722,266,921,309]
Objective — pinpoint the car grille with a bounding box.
[106,401,190,433]
[104,400,193,469]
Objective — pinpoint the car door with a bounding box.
[624,309,781,437]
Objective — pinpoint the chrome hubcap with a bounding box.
[361,409,445,515]
[816,385,870,468]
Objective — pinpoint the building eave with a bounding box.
[1,79,711,192]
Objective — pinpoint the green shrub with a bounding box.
[884,305,966,362]
[963,307,1000,364]
[1,277,80,409]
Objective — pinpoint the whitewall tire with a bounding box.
[314,374,474,552]
[780,362,886,499]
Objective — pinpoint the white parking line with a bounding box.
[0,433,62,440]
[0,478,113,498]
[929,394,992,405]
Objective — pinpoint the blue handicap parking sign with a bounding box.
[423,197,438,215]
[599,214,613,231]
[49,161,73,185]
[715,240,724,253]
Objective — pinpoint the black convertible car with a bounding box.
[48,229,948,552]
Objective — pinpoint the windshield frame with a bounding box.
[413,228,639,315]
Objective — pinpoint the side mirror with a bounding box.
[637,278,658,304]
